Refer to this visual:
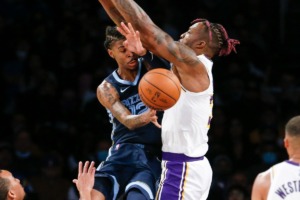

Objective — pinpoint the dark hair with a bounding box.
[285,116,300,137]
[103,26,125,50]
[0,170,9,200]
[191,18,240,57]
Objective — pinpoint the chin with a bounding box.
[128,63,138,69]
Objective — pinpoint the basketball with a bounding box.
[138,68,181,111]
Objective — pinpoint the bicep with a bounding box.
[141,28,199,71]
[97,83,131,122]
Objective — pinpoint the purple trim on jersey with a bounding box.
[162,152,204,162]
[285,160,300,166]
[160,161,186,200]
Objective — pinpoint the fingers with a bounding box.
[120,22,131,35]
[78,161,83,175]
[148,109,161,128]
[152,119,161,128]
[136,31,140,39]
[123,40,129,48]
[116,26,126,36]
[127,23,135,34]
[88,161,95,174]
[83,161,89,174]
[119,22,136,36]
[78,161,96,175]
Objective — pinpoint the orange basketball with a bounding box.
[138,68,181,111]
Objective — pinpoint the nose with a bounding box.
[126,50,134,57]
[180,32,186,39]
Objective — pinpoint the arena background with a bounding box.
[0,0,299,199]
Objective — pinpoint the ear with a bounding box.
[284,137,289,149]
[107,49,115,59]
[195,41,206,49]
[8,189,16,199]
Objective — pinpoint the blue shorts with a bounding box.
[94,143,161,200]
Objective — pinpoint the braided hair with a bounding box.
[103,26,125,50]
[191,18,240,57]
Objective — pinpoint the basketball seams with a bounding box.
[145,71,181,94]
[138,83,173,111]
[138,68,181,110]
[143,76,178,101]
[138,85,168,111]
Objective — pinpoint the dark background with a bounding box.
[1,0,299,199]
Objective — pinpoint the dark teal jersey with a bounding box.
[104,58,164,147]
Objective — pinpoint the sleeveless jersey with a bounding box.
[104,58,164,147]
[267,160,300,200]
[161,55,214,157]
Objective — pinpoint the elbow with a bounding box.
[125,124,136,130]
[122,119,137,130]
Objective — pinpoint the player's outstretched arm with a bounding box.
[97,0,124,26]
[110,0,199,71]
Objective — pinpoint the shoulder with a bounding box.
[96,80,119,102]
[251,168,272,200]
[255,168,271,184]
[97,80,112,92]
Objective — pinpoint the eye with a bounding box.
[118,46,126,53]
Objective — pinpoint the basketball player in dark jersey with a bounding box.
[86,26,170,200]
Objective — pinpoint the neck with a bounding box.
[117,68,137,82]
[289,150,300,163]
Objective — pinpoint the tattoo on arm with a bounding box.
[109,7,124,24]
[102,85,116,105]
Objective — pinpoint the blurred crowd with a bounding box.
[0,0,299,199]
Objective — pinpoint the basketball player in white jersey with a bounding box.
[96,0,239,199]
[252,115,300,200]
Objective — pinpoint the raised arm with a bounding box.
[110,0,199,70]
[73,161,96,200]
[97,81,161,129]
[97,0,124,26]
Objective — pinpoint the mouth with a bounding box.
[128,58,138,65]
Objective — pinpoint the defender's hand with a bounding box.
[117,22,146,56]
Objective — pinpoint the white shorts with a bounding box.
[156,152,212,200]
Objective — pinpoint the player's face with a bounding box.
[179,22,206,48]
[0,170,26,200]
[109,40,139,70]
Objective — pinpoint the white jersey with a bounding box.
[161,55,213,157]
[267,161,300,200]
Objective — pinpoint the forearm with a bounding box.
[122,114,151,130]
[97,0,124,25]
[111,0,153,36]
[111,0,176,64]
